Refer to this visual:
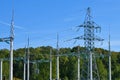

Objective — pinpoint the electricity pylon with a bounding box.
[73,7,104,80]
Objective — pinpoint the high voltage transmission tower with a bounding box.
[73,7,104,80]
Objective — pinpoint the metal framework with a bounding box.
[74,7,104,80]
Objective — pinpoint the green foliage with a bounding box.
[97,59,107,79]
[0,46,120,79]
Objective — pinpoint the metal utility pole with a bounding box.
[9,8,14,80]
[24,61,26,80]
[0,60,2,80]
[23,47,27,80]
[78,56,80,80]
[109,32,111,80]
[73,7,103,80]
[77,46,80,80]
[56,33,59,80]
[0,8,14,80]
[50,49,52,80]
[90,52,92,80]
[27,38,30,80]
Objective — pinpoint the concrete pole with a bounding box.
[90,52,92,80]
[27,38,30,80]
[77,46,80,80]
[50,49,52,80]
[109,54,111,80]
[24,47,27,80]
[0,60,2,80]
[56,56,59,80]
[10,38,13,80]
[109,34,111,80]
[87,58,89,80]
[9,5,14,80]
[56,33,59,80]
[24,61,26,80]
[78,57,80,80]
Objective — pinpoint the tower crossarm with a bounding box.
[66,34,104,42]
[77,21,101,33]
[92,21,102,33]
[94,35,104,41]
[0,37,10,44]
[65,35,84,42]
[77,24,85,28]
[73,35,85,40]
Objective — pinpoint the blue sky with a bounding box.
[0,0,120,51]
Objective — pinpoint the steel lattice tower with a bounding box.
[74,7,104,80]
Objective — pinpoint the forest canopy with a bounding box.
[0,46,120,80]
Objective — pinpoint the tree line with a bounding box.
[0,46,120,80]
